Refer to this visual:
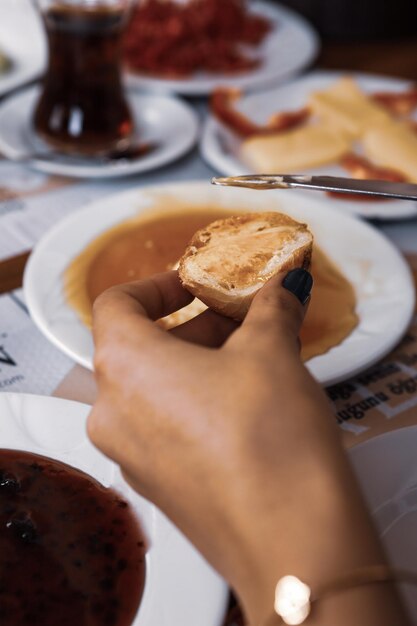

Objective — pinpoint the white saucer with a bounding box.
[201,70,417,220]
[350,426,417,621]
[0,0,46,97]
[23,180,415,386]
[125,1,319,96]
[0,86,199,178]
[0,392,228,626]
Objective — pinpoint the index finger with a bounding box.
[92,271,193,347]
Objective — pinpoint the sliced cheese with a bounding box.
[363,120,417,183]
[241,123,351,173]
[309,77,391,137]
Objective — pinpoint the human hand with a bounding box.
[87,270,392,625]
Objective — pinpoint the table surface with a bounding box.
[1,35,417,626]
[318,38,417,81]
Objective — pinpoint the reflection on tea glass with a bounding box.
[33,0,136,155]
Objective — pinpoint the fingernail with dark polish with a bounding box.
[282,268,313,305]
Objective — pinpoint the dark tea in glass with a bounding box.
[33,1,134,156]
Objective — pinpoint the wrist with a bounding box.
[222,455,386,626]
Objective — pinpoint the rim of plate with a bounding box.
[23,180,415,386]
[124,0,319,95]
[0,392,228,626]
[0,86,199,179]
[200,69,417,220]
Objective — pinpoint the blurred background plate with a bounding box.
[0,392,228,626]
[201,70,417,220]
[23,180,415,385]
[0,0,46,97]
[125,1,319,95]
[350,426,417,621]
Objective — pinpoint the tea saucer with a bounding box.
[0,86,199,178]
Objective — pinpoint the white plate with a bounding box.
[201,70,417,220]
[350,426,417,621]
[0,392,228,626]
[0,0,46,97]
[125,1,319,96]
[23,180,415,386]
[0,86,199,178]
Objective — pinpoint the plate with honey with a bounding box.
[23,180,415,386]
[201,71,417,220]
[0,392,228,626]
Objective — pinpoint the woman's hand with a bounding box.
[88,270,407,626]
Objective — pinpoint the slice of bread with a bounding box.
[178,212,313,320]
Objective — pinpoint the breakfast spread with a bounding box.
[2,5,417,625]
[0,449,146,626]
[64,200,358,361]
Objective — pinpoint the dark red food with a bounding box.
[372,87,417,117]
[340,152,406,182]
[0,449,146,626]
[327,152,406,201]
[123,0,272,77]
[211,88,310,138]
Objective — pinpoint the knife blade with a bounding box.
[212,174,417,201]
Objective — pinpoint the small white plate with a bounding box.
[0,0,46,97]
[350,426,417,621]
[201,70,417,220]
[0,392,228,626]
[125,0,319,96]
[23,180,415,386]
[0,86,199,178]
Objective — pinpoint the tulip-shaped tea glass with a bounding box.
[32,0,135,155]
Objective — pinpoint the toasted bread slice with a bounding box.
[178,212,313,320]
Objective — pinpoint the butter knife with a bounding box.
[212,174,417,201]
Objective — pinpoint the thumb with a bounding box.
[229,268,313,354]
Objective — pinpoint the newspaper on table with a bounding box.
[0,290,74,395]
[330,253,417,447]
[1,157,417,448]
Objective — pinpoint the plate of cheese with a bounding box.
[201,71,417,220]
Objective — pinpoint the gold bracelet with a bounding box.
[265,565,417,625]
